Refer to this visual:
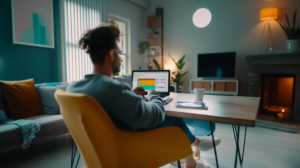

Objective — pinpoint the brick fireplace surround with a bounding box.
[246,53,300,122]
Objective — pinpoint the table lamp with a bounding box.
[256,8,278,54]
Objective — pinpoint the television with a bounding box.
[197,52,236,78]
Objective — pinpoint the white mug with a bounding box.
[194,88,205,102]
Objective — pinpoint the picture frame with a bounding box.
[11,0,55,48]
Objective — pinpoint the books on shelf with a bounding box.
[176,101,208,110]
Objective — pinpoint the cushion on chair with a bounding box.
[0,79,43,120]
[187,125,195,135]
[183,118,216,136]
[36,84,68,114]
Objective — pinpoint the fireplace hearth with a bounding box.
[246,53,300,123]
[260,74,295,120]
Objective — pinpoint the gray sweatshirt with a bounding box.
[66,74,165,131]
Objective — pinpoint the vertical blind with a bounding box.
[61,0,104,82]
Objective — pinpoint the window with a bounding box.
[61,0,104,82]
[108,14,131,75]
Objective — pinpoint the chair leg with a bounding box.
[71,140,81,168]
[210,122,219,168]
[177,160,181,168]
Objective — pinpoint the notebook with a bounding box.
[176,101,208,110]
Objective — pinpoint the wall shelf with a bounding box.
[147,25,162,28]
[147,11,164,70]
[147,35,163,38]
[148,55,162,58]
[149,46,163,49]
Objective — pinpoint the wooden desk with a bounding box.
[165,93,260,168]
[165,93,260,127]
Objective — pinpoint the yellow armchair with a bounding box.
[55,90,192,168]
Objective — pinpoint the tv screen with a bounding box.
[197,52,236,78]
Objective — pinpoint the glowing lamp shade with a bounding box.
[260,8,278,21]
[193,8,212,28]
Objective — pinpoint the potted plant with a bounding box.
[138,41,149,58]
[276,10,300,53]
[169,54,188,92]
[152,59,161,70]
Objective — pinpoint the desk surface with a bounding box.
[165,93,260,127]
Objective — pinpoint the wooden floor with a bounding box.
[1,123,300,168]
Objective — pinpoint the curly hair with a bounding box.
[78,23,120,65]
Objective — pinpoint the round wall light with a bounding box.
[193,8,212,28]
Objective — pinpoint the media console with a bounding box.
[190,79,239,96]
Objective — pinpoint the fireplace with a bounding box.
[246,53,300,122]
[259,74,296,120]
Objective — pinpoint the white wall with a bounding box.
[146,0,300,95]
[105,0,146,71]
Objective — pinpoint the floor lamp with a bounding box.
[256,8,278,55]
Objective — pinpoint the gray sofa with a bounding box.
[0,75,176,152]
[0,85,70,152]
[0,114,69,152]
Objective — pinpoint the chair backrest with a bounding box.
[55,90,122,168]
[170,84,177,93]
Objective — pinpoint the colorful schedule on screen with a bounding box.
[137,78,156,90]
[132,71,169,92]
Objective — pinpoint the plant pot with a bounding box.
[286,39,300,53]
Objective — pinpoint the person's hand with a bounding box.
[147,90,160,97]
[132,87,145,96]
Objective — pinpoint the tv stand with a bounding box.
[190,79,239,96]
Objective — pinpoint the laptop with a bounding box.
[131,70,170,99]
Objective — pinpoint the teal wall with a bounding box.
[0,0,62,83]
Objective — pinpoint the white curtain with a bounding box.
[61,0,105,82]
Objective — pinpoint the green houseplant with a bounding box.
[276,10,300,53]
[169,54,188,92]
[138,41,149,59]
[152,59,161,70]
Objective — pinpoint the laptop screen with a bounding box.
[132,70,170,95]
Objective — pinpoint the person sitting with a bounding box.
[66,22,221,168]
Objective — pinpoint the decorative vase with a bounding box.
[286,39,300,53]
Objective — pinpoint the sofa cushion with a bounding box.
[0,79,43,120]
[0,114,69,152]
[36,84,68,114]
[27,115,69,142]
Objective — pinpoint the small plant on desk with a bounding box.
[169,54,188,92]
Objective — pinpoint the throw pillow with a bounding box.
[36,84,68,114]
[0,79,44,120]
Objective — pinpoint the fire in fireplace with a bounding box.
[260,74,295,120]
